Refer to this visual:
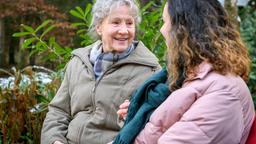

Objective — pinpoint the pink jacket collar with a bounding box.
[184,62,213,84]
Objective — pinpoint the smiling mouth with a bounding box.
[114,38,128,41]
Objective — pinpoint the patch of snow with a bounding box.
[0,72,52,89]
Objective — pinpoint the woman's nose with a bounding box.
[118,24,128,34]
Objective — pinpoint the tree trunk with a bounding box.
[0,19,9,68]
[14,18,29,68]
[14,36,29,68]
[224,0,240,30]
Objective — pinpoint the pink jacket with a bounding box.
[135,63,255,144]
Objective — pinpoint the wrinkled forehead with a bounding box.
[108,6,135,20]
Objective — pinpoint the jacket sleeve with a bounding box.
[41,62,72,144]
[157,121,211,144]
[157,89,245,144]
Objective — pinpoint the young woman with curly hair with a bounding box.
[118,0,255,143]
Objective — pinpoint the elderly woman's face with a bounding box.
[160,3,172,49]
[96,5,135,53]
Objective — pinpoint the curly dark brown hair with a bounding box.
[166,0,251,90]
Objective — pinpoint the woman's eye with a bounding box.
[127,22,133,25]
[112,21,119,25]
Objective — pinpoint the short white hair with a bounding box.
[89,0,141,40]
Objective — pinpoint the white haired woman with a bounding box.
[40,0,160,144]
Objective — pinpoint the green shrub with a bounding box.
[239,5,256,105]
[0,66,62,143]
[137,1,166,65]
[12,20,73,70]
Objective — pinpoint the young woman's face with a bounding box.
[96,5,136,53]
[160,3,172,49]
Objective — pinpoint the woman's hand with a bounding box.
[117,99,130,120]
[54,141,64,144]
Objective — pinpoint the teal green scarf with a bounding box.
[113,68,185,144]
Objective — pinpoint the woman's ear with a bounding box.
[96,24,102,36]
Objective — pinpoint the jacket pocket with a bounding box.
[66,112,90,143]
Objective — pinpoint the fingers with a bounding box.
[119,99,130,109]
[117,108,128,116]
[117,99,130,119]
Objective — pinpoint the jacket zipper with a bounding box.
[90,65,115,113]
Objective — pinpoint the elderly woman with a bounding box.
[40,0,160,144]
[117,0,255,143]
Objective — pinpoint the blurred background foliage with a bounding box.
[0,0,255,143]
[239,0,256,104]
